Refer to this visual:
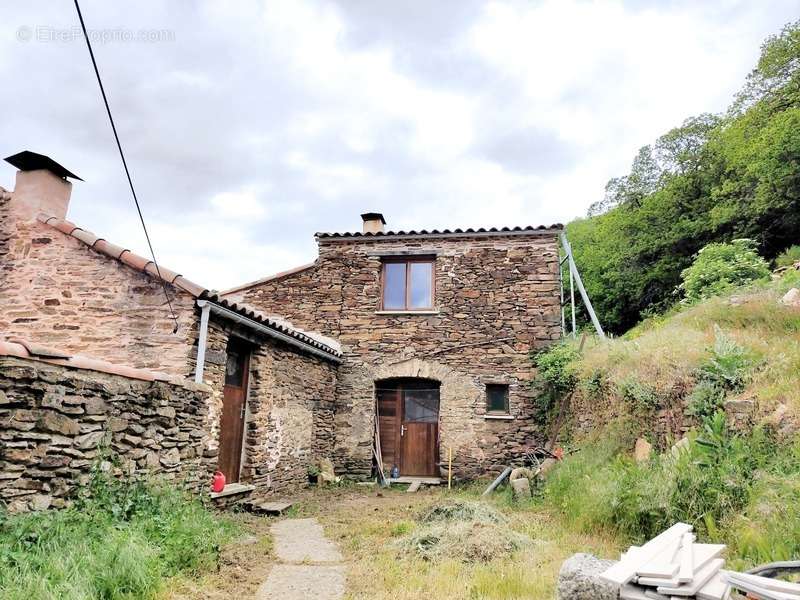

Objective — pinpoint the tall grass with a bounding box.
[0,461,239,600]
[540,414,799,567]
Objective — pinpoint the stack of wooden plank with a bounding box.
[721,570,800,599]
[600,523,729,600]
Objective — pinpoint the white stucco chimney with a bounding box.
[361,212,386,234]
[5,151,82,221]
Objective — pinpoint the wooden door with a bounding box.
[218,340,250,484]
[376,379,439,478]
[400,385,440,477]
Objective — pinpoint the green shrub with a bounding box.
[540,415,794,562]
[618,377,659,412]
[532,342,581,413]
[775,244,800,268]
[696,326,759,392]
[686,380,726,420]
[0,460,239,599]
[680,239,771,302]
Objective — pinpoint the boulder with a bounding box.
[781,287,800,307]
[634,438,652,463]
[511,477,531,500]
[557,553,618,600]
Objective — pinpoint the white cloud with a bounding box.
[1,0,797,289]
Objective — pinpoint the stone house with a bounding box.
[1,151,563,506]
[223,213,563,479]
[1,152,340,504]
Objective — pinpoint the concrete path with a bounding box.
[255,518,345,600]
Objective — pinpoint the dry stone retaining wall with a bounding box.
[0,355,215,513]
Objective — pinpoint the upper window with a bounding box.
[381,258,434,310]
[486,384,510,415]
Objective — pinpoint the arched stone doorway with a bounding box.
[376,377,440,477]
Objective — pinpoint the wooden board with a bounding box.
[656,558,724,596]
[696,572,730,600]
[600,523,693,586]
[678,532,694,583]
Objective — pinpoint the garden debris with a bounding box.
[319,458,339,485]
[398,500,530,563]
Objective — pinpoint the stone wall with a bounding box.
[228,232,562,478]
[0,216,197,375]
[242,340,338,495]
[188,318,339,499]
[0,355,214,513]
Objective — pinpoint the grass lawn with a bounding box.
[166,483,622,600]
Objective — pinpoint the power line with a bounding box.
[73,0,180,333]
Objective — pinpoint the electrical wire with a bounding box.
[73,0,179,333]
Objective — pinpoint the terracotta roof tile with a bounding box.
[144,262,180,284]
[315,224,563,240]
[119,249,153,272]
[173,275,206,298]
[35,212,342,359]
[70,228,99,247]
[0,338,166,381]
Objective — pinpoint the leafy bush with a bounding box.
[686,380,726,420]
[532,343,581,413]
[696,326,760,392]
[775,244,800,268]
[680,239,771,302]
[617,377,659,412]
[0,460,239,599]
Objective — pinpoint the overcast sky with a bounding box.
[1,1,798,289]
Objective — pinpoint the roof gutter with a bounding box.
[196,299,342,365]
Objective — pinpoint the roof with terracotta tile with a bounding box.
[315,223,563,241]
[0,338,180,383]
[35,213,341,359]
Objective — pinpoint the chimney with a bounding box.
[4,151,82,221]
[361,212,386,234]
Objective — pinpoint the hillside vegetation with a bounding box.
[567,20,800,333]
[536,269,800,569]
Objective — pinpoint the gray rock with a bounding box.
[557,553,618,600]
[511,477,531,499]
[781,287,800,307]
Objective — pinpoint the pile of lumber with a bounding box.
[600,523,728,599]
[600,523,800,600]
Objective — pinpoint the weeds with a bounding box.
[0,459,238,599]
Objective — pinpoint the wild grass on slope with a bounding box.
[0,462,239,600]
[579,271,800,412]
[541,414,800,569]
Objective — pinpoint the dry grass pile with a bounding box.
[399,500,531,563]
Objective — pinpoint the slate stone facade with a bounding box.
[0,355,214,513]
[227,230,563,478]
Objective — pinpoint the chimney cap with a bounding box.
[4,151,83,181]
[360,212,386,224]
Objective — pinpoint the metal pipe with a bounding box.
[202,301,342,364]
[569,253,576,337]
[560,233,606,339]
[194,300,211,383]
[559,248,566,336]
